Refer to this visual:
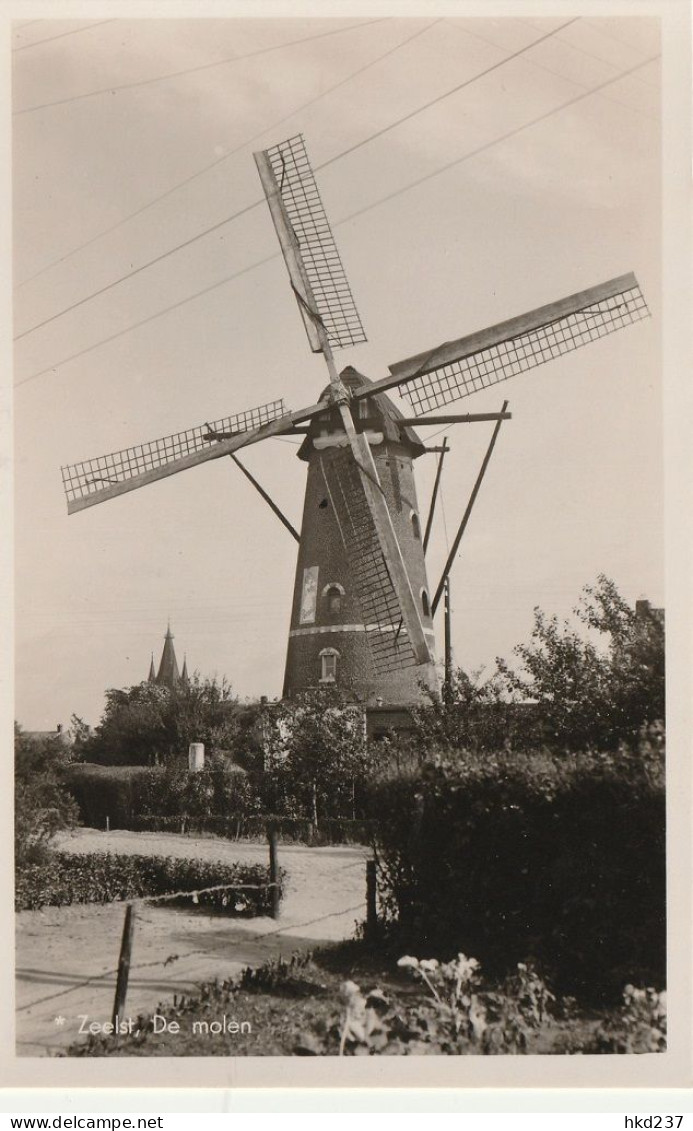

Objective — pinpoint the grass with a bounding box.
[65,939,625,1058]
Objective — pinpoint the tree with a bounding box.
[496,575,665,752]
[260,689,379,823]
[15,724,79,868]
[406,667,513,758]
[82,676,242,766]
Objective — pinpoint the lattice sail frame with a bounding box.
[62,399,286,508]
[319,451,418,675]
[262,134,367,352]
[390,275,649,413]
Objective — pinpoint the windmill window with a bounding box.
[319,648,339,683]
[411,511,421,540]
[358,398,371,419]
[322,582,345,614]
[421,589,430,617]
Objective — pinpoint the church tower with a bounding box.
[148,624,187,689]
[283,368,439,706]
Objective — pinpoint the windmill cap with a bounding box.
[297,367,425,461]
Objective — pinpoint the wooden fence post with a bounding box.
[268,825,280,920]
[112,903,136,1029]
[366,859,377,941]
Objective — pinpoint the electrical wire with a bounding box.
[13,20,115,53]
[317,17,577,176]
[13,18,386,115]
[447,19,657,120]
[13,18,577,341]
[14,54,657,389]
[17,19,440,288]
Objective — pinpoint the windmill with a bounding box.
[61,134,650,707]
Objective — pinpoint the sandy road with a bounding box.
[16,829,370,1056]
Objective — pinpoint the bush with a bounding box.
[369,745,665,1002]
[129,814,375,845]
[66,762,258,830]
[15,851,280,916]
[15,726,79,869]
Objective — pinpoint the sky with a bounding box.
[10,7,668,729]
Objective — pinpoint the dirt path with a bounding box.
[16,829,370,1057]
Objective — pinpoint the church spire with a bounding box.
[147,653,156,682]
[181,655,189,685]
[155,623,181,689]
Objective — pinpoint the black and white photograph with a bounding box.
[7,0,690,1088]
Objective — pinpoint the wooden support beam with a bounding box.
[423,436,448,554]
[399,412,512,425]
[230,454,300,543]
[444,576,452,693]
[431,402,509,616]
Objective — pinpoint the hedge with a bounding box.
[65,763,255,831]
[130,814,376,845]
[15,851,281,915]
[369,747,665,1003]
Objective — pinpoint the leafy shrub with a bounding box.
[589,985,667,1053]
[332,953,555,1055]
[369,745,665,1002]
[66,762,258,830]
[65,764,145,829]
[78,676,244,767]
[15,725,79,869]
[15,851,280,916]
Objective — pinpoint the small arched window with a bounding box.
[319,648,339,683]
[322,582,345,616]
[421,589,430,617]
[411,511,421,540]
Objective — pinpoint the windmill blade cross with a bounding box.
[62,398,301,514]
[256,134,431,668]
[254,134,367,353]
[359,273,649,411]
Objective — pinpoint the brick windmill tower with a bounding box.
[284,367,437,704]
[61,135,649,708]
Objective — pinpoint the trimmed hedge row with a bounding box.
[65,764,375,845]
[369,747,665,1003]
[130,814,376,845]
[15,851,280,915]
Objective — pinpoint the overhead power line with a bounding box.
[13,20,115,53]
[14,18,574,341]
[14,54,657,390]
[17,19,440,288]
[317,17,578,174]
[13,17,386,115]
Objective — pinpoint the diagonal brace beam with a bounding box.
[229,454,299,543]
[431,402,509,615]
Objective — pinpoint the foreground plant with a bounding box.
[592,985,667,1053]
[335,952,556,1055]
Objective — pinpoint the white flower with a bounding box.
[340,980,362,1003]
[397,955,420,969]
[419,959,440,972]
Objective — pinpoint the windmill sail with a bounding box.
[256,134,431,668]
[370,273,649,412]
[255,135,367,353]
[62,399,288,514]
[319,451,418,675]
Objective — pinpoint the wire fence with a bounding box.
[16,834,374,1055]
